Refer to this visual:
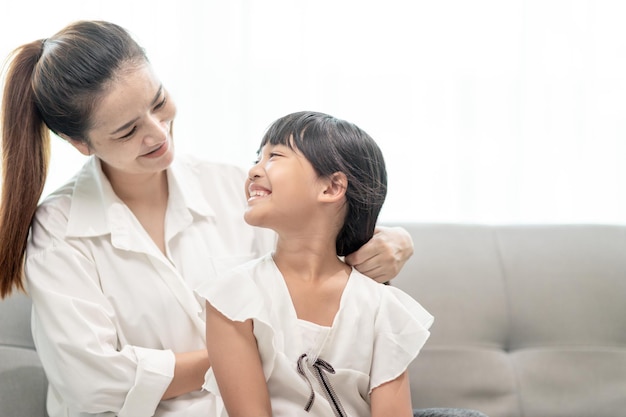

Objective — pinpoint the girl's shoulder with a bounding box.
[346,268,434,329]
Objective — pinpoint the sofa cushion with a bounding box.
[392,224,626,417]
[0,346,48,417]
[0,291,48,417]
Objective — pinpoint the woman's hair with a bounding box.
[0,20,147,298]
[260,111,388,256]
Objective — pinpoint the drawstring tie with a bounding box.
[296,353,347,417]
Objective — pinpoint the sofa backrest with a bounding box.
[391,224,626,417]
[0,291,48,417]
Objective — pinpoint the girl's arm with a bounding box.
[205,301,272,417]
[370,370,414,417]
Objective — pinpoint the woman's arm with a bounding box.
[205,301,272,417]
[27,243,177,415]
[162,350,210,399]
[344,226,414,283]
[370,370,414,417]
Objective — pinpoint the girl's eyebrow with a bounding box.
[109,85,163,135]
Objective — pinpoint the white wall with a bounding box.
[2,0,625,224]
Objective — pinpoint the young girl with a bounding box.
[198,111,433,417]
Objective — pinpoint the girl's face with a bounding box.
[69,62,177,181]
[244,143,324,231]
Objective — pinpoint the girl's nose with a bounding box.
[248,162,263,181]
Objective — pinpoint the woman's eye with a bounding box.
[153,96,167,111]
[118,126,137,140]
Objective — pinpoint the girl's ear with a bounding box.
[319,172,348,203]
[60,134,91,156]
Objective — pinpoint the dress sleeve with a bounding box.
[197,265,278,392]
[26,235,174,416]
[369,286,434,393]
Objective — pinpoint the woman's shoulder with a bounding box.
[35,155,102,222]
[33,175,79,233]
[28,182,78,256]
[175,154,247,178]
[172,154,249,199]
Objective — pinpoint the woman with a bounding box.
[0,20,414,416]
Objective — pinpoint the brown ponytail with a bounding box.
[0,41,51,298]
[0,20,147,298]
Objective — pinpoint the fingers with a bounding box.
[354,251,400,283]
[344,227,387,267]
[354,260,391,283]
[344,226,413,283]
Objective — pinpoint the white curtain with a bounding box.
[2,0,625,224]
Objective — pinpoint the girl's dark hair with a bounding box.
[260,111,387,256]
[0,20,147,298]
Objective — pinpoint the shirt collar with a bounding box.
[65,156,215,238]
[166,155,215,218]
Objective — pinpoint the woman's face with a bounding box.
[69,62,177,180]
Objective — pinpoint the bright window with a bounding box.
[2,0,625,224]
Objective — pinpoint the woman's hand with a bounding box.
[163,350,210,400]
[344,226,414,283]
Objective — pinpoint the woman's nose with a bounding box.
[144,116,169,144]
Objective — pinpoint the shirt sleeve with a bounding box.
[369,286,434,393]
[26,228,174,416]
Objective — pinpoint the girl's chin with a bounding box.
[243,211,266,228]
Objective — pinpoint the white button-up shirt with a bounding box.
[25,155,275,417]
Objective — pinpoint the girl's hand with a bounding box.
[344,226,414,283]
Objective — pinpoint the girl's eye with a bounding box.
[252,150,282,165]
[118,126,137,140]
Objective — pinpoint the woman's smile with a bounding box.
[141,137,170,159]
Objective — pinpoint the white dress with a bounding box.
[198,253,433,417]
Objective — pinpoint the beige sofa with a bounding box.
[2,223,625,417]
[392,223,626,417]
